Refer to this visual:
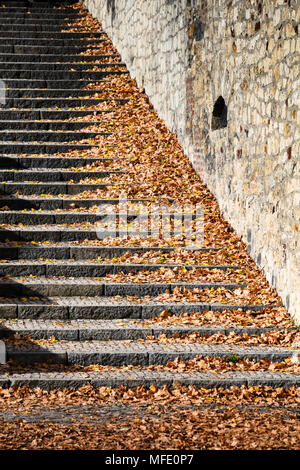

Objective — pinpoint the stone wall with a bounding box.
[84,0,187,142]
[84,0,300,322]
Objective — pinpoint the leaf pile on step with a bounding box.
[149,307,293,328]
[139,328,300,346]
[0,354,300,374]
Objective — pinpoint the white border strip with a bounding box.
[0,340,6,364]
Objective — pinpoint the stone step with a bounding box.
[0,54,120,63]
[1,194,152,209]
[6,341,298,365]
[0,230,185,242]
[0,69,128,80]
[0,318,288,341]
[0,196,159,210]
[0,109,112,120]
[0,1,78,7]
[0,181,116,195]
[0,130,110,143]
[0,24,103,32]
[0,79,108,89]
[0,261,239,277]
[0,4,77,10]
[0,244,215,260]
[0,120,108,131]
[0,13,84,19]
[0,370,298,389]
[6,89,116,99]
[0,4,81,10]
[6,88,119,100]
[0,131,111,142]
[0,229,190,242]
[0,210,204,224]
[0,31,105,38]
[0,297,268,320]
[0,156,114,169]
[0,2,78,6]
[2,97,127,108]
[0,13,81,18]
[0,166,119,176]
[0,227,186,242]
[0,18,86,25]
[0,40,106,50]
[0,279,245,297]
[0,62,125,71]
[0,143,101,154]
[0,169,122,182]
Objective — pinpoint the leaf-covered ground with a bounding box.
[0,385,299,450]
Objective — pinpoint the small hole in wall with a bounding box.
[211,96,227,130]
[257,2,262,14]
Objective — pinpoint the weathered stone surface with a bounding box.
[6,341,300,366]
[1,318,286,341]
[0,370,299,390]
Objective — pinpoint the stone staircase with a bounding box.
[0,0,299,390]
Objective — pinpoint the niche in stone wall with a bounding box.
[211,96,227,130]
